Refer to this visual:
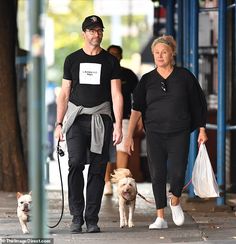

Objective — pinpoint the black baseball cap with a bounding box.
[82,15,104,31]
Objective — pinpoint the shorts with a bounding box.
[116,119,129,152]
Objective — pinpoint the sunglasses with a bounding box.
[160,80,167,92]
[86,29,103,35]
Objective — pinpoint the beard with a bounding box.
[89,37,102,47]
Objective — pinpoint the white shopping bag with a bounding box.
[192,143,219,198]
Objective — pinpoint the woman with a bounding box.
[125,35,208,229]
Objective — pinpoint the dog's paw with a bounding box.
[120,222,125,228]
[22,227,29,234]
[120,220,127,228]
[128,221,135,228]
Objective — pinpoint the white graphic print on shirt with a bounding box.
[79,63,101,85]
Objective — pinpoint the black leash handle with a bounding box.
[47,140,64,228]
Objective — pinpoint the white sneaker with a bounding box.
[104,181,113,195]
[149,217,168,229]
[169,198,184,226]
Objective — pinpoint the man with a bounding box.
[104,45,143,195]
[55,15,123,233]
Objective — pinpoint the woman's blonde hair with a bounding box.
[151,35,176,55]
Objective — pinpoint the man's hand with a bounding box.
[113,124,122,145]
[55,125,64,141]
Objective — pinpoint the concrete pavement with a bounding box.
[0,181,236,244]
[1,156,236,244]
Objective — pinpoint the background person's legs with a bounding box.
[116,151,129,168]
[104,162,116,195]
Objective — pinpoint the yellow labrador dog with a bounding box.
[17,192,32,234]
[111,168,137,228]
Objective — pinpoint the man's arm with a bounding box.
[55,79,71,140]
[111,78,123,145]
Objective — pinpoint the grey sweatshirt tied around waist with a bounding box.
[62,101,112,154]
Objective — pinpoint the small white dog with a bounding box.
[111,168,137,228]
[17,191,32,234]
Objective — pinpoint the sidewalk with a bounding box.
[0,182,236,244]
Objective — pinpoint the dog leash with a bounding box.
[137,178,193,205]
[182,178,192,192]
[137,192,155,204]
[47,140,65,228]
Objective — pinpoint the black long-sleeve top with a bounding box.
[132,66,207,133]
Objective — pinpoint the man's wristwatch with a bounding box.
[55,122,63,128]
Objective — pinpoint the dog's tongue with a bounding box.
[123,192,131,199]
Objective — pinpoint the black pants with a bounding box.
[66,115,112,225]
[146,129,190,209]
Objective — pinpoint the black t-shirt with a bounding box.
[133,66,207,133]
[120,67,138,119]
[63,48,121,107]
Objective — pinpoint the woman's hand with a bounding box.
[124,110,142,155]
[125,136,134,156]
[198,127,208,146]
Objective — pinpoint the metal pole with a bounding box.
[182,0,192,193]
[166,0,175,36]
[28,0,47,237]
[183,0,190,69]
[176,0,183,66]
[217,0,227,206]
[188,0,199,198]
